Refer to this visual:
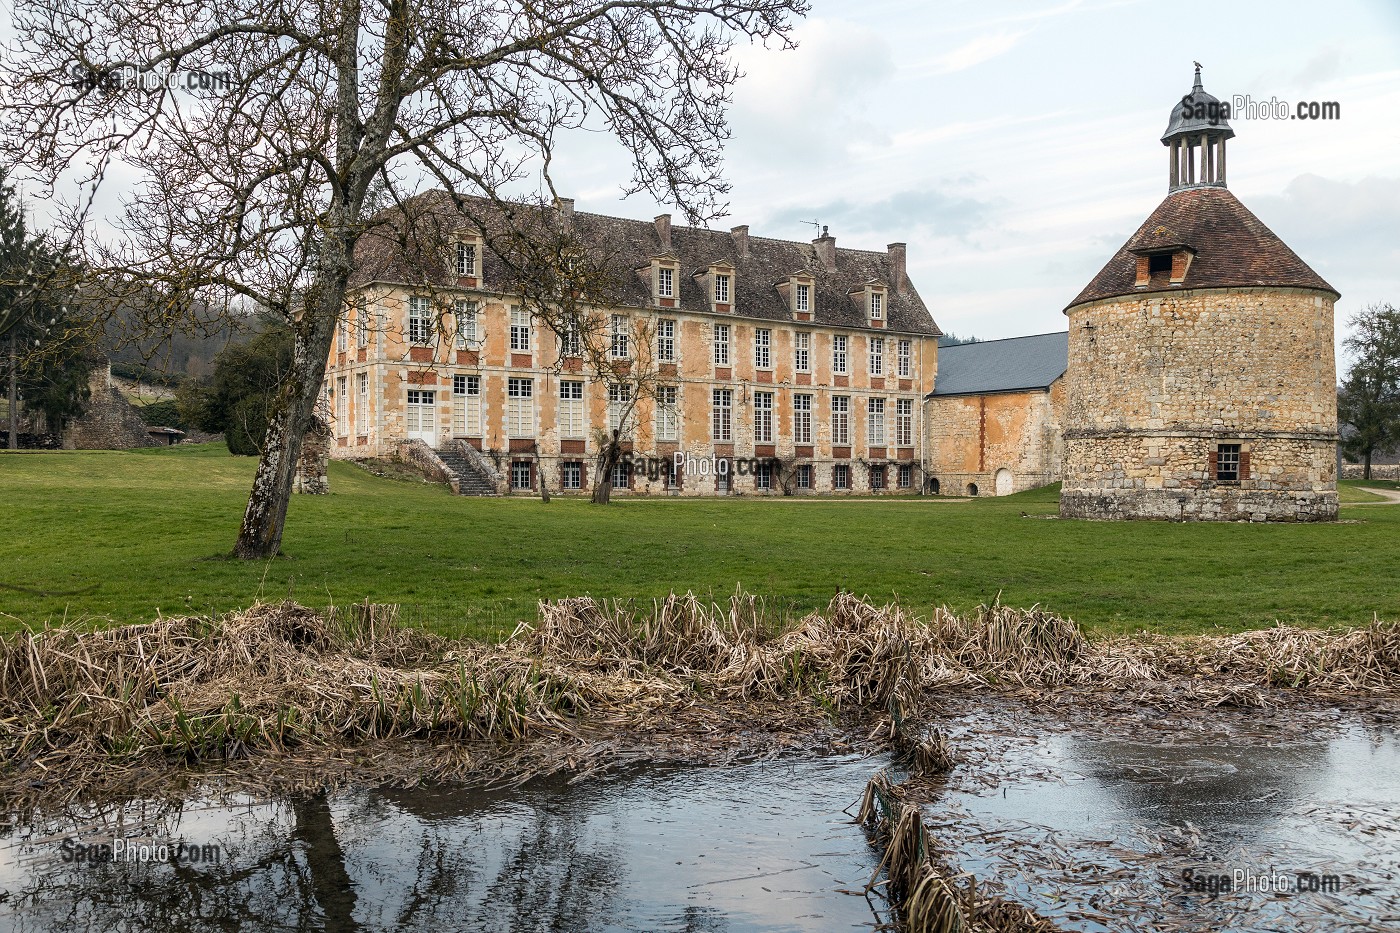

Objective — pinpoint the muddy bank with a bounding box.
[4,592,1399,818]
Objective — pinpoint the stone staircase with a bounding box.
[435,442,500,496]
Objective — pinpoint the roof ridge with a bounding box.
[941,331,1068,348]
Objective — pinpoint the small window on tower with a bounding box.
[1148,253,1172,275]
[1215,443,1241,482]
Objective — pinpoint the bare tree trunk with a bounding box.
[6,336,16,449]
[538,456,551,503]
[1364,449,1373,481]
[591,434,622,504]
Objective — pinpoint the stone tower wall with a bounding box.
[1061,286,1338,522]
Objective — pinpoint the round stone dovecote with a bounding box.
[1059,68,1339,522]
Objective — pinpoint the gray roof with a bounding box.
[928,332,1068,397]
[352,191,940,336]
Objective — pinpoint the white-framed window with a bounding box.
[456,241,478,277]
[558,380,585,439]
[405,390,436,436]
[898,464,913,488]
[714,273,731,304]
[455,300,478,348]
[867,397,886,446]
[831,395,850,446]
[657,319,676,362]
[1215,443,1242,482]
[561,461,583,490]
[754,461,773,490]
[610,314,629,359]
[833,463,850,490]
[754,328,771,369]
[452,374,482,437]
[712,388,733,441]
[870,291,884,321]
[869,337,884,376]
[713,323,730,366]
[795,283,810,313]
[658,266,674,298]
[337,319,347,353]
[355,373,368,435]
[335,376,347,435]
[561,315,582,357]
[793,393,812,445]
[754,391,773,443]
[511,460,532,490]
[896,398,913,447]
[794,331,810,373]
[611,460,630,489]
[355,300,369,349]
[655,385,678,442]
[796,464,812,489]
[833,334,848,375]
[897,339,912,378]
[607,383,632,436]
[408,295,432,345]
[507,377,534,437]
[509,305,531,352]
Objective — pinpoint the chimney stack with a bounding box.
[554,196,574,228]
[654,213,672,253]
[813,227,836,273]
[887,242,907,295]
[730,224,750,259]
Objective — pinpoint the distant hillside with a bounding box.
[938,333,980,348]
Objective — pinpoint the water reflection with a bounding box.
[1,758,884,933]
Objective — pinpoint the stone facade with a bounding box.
[327,198,940,497]
[1061,288,1338,521]
[925,380,1065,497]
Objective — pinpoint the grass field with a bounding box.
[2,444,1398,639]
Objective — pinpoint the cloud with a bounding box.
[922,31,1028,76]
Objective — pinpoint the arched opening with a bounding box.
[966,482,978,497]
[928,477,941,495]
[994,468,1013,496]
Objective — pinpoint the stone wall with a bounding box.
[65,365,159,450]
[925,380,1065,496]
[1061,287,1337,521]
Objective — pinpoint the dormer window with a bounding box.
[456,242,477,277]
[1148,254,1172,275]
[870,292,884,320]
[715,273,731,304]
[795,283,810,313]
[650,258,680,307]
[658,266,674,298]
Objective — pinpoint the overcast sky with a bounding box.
[554,0,1400,354]
[6,0,1398,358]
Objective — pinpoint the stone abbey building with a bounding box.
[324,67,1340,517]
[1059,67,1340,521]
[326,194,939,496]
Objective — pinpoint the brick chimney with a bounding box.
[730,224,750,259]
[813,226,836,272]
[654,213,672,253]
[555,196,574,229]
[887,242,907,295]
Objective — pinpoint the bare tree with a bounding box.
[1,0,806,556]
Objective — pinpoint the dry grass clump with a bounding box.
[856,771,1059,933]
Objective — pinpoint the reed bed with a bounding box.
[4,591,1398,814]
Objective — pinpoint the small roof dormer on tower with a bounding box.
[1162,63,1235,190]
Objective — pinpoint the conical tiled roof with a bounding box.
[1065,186,1337,310]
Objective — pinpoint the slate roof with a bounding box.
[928,332,1068,397]
[351,191,940,336]
[1067,186,1337,311]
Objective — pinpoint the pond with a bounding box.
[3,706,1397,932]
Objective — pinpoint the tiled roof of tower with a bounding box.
[927,332,1068,397]
[351,191,940,336]
[1066,186,1338,311]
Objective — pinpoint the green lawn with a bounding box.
[2,444,1398,639]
